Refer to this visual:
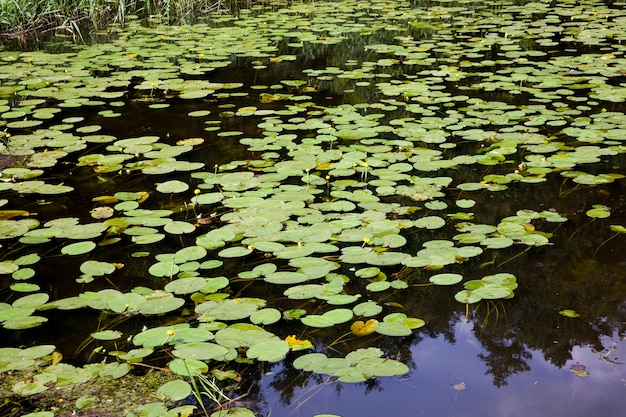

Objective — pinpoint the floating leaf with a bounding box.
[246,340,289,362]
[156,380,192,401]
[61,241,97,255]
[156,180,189,194]
[559,309,580,318]
[80,260,116,276]
[250,308,282,325]
[91,330,123,341]
[429,273,463,286]
[218,246,253,258]
[172,342,229,361]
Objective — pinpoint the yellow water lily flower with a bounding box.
[351,319,379,337]
[285,335,313,351]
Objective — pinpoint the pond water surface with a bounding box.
[1,0,626,416]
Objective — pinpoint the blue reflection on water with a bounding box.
[258,322,626,417]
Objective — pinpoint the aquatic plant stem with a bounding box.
[568,218,595,242]
[496,246,531,267]
[592,232,619,258]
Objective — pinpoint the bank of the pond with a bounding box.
[1,365,186,416]
[0,0,250,49]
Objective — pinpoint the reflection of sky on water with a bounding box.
[260,322,626,417]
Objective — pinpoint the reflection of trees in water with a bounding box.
[476,328,532,387]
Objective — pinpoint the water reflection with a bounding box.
[244,322,626,417]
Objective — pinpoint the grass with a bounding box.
[0,0,243,49]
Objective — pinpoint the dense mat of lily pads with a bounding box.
[1,0,626,415]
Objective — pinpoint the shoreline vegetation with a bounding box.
[0,0,247,49]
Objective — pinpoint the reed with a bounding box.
[0,0,241,49]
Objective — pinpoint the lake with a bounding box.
[1,0,626,416]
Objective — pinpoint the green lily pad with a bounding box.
[168,358,209,376]
[172,342,229,361]
[80,260,116,276]
[91,330,123,341]
[137,295,185,315]
[559,309,580,318]
[156,380,192,401]
[164,278,208,294]
[156,180,189,194]
[61,241,97,255]
[250,308,282,325]
[218,246,253,258]
[246,340,290,362]
[302,308,354,328]
[429,273,463,285]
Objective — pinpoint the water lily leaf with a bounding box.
[610,225,626,233]
[274,245,316,259]
[164,221,196,234]
[168,358,208,376]
[366,252,410,266]
[18,345,55,360]
[454,289,482,304]
[472,285,513,300]
[265,271,311,284]
[374,321,413,336]
[414,216,446,229]
[12,268,35,280]
[0,261,19,274]
[0,306,34,322]
[172,342,229,361]
[90,206,114,219]
[481,237,514,249]
[293,352,328,371]
[193,192,224,205]
[250,308,282,325]
[10,283,40,292]
[99,362,131,379]
[353,301,383,317]
[366,281,391,292]
[75,395,98,409]
[559,309,580,318]
[210,407,256,417]
[156,380,192,401]
[148,261,179,278]
[429,273,463,285]
[3,316,48,329]
[136,295,184,315]
[196,298,266,321]
[13,372,56,395]
[91,330,123,341]
[355,356,409,378]
[355,267,381,279]
[246,340,289,362]
[132,233,166,244]
[164,278,208,294]
[586,207,610,218]
[456,199,476,208]
[61,241,97,255]
[302,308,353,328]
[14,253,41,266]
[156,180,189,194]
[80,260,116,276]
[218,246,253,258]
[12,293,49,308]
[133,325,183,347]
[47,363,91,385]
